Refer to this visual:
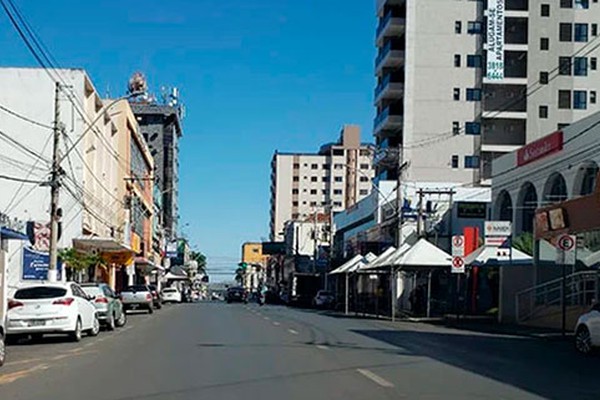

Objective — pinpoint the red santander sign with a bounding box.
[517,131,563,167]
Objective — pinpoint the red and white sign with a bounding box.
[452,256,465,274]
[452,235,465,257]
[517,130,563,167]
[485,236,508,246]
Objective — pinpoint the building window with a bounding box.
[560,23,573,42]
[333,201,342,207]
[452,121,460,135]
[465,122,481,135]
[453,88,460,100]
[451,155,459,169]
[541,4,550,17]
[540,71,549,84]
[539,105,549,119]
[293,176,299,182]
[559,90,572,109]
[592,57,597,70]
[332,149,344,156]
[360,149,370,156]
[466,88,482,101]
[311,163,318,169]
[593,24,598,37]
[322,189,327,195]
[591,91,597,104]
[467,55,483,68]
[292,201,298,207]
[322,176,328,182]
[574,90,587,109]
[303,163,308,167]
[454,54,461,67]
[311,176,318,182]
[359,176,369,182]
[575,0,589,8]
[558,123,570,130]
[467,21,483,34]
[464,155,480,169]
[333,189,342,195]
[334,176,343,182]
[455,21,462,34]
[292,189,299,195]
[360,163,369,169]
[334,163,344,169]
[574,57,588,76]
[292,213,299,219]
[559,57,572,75]
[310,201,317,206]
[309,189,316,195]
[359,189,369,195]
[322,164,330,170]
[541,37,550,51]
[561,0,572,7]
[575,24,589,42]
[293,163,300,169]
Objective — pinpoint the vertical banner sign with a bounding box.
[451,235,466,274]
[487,0,505,81]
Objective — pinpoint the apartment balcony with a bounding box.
[376,10,406,47]
[373,106,403,137]
[377,0,406,17]
[375,41,405,76]
[374,74,404,105]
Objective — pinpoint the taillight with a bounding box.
[53,297,75,306]
[146,293,152,301]
[8,299,23,310]
[95,297,109,304]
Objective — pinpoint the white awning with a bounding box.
[464,245,532,267]
[363,238,452,270]
[329,255,363,275]
[73,236,133,253]
[360,246,397,270]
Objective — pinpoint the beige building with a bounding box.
[270,125,374,241]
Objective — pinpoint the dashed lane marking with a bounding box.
[356,368,394,388]
[316,345,329,350]
[288,329,299,335]
[272,322,281,326]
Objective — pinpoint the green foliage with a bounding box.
[513,232,534,256]
[234,267,244,283]
[58,248,103,271]
[189,251,206,273]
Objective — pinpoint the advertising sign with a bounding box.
[166,242,178,258]
[485,221,512,237]
[457,202,487,219]
[487,0,505,81]
[22,246,62,280]
[517,131,563,167]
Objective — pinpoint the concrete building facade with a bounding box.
[270,125,374,241]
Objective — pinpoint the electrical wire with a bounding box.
[0,102,53,129]
[0,173,45,184]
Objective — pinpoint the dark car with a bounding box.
[226,287,248,304]
[148,285,163,309]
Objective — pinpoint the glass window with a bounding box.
[593,24,598,37]
[359,189,369,195]
[334,176,343,182]
[311,176,317,182]
[293,176,299,182]
[453,88,460,100]
[322,164,330,170]
[464,156,480,169]
[466,88,482,101]
[575,0,589,8]
[591,91,597,104]
[560,23,573,42]
[332,149,344,156]
[575,24,588,42]
[15,286,67,299]
[310,189,317,195]
[467,21,483,34]
[360,163,369,169]
[454,54,461,67]
[465,122,481,135]
[451,155,459,169]
[452,121,460,135]
[561,0,573,7]
[310,201,317,206]
[540,71,549,84]
[359,176,369,182]
[559,57,572,75]
[333,189,342,195]
[293,163,300,169]
[559,90,572,109]
[592,57,597,70]
[540,37,550,51]
[574,90,587,109]
[467,55,482,68]
[334,163,344,169]
[455,21,462,34]
[333,201,342,207]
[292,189,299,195]
[541,4,550,16]
[539,105,549,119]
[322,176,328,182]
[292,201,298,207]
[311,164,318,169]
[322,189,327,194]
[574,57,588,76]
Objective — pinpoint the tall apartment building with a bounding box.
[374,0,600,184]
[131,103,183,242]
[270,125,374,241]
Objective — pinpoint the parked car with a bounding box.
[161,287,182,303]
[81,283,127,330]
[226,287,248,304]
[148,285,163,309]
[0,313,6,367]
[312,290,335,309]
[120,285,154,314]
[575,302,600,354]
[6,283,100,342]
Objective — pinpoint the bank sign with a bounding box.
[487,0,505,81]
[517,131,563,166]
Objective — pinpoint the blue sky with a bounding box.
[0,0,376,281]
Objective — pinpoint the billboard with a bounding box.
[22,246,62,280]
[486,0,505,81]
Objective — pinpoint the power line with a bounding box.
[0,102,53,129]
[0,173,45,184]
[0,128,50,164]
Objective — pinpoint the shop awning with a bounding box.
[329,255,363,275]
[360,246,397,271]
[363,238,452,270]
[464,245,532,267]
[73,236,134,253]
[164,265,189,281]
[1,227,28,240]
[135,257,165,273]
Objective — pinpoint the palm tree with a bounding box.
[189,251,207,274]
[234,267,244,285]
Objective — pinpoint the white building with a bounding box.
[374,0,600,184]
[270,125,374,241]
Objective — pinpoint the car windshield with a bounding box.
[163,288,177,293]
[14,287,67,299]
[125,285,148,292]
[81,287,103,297]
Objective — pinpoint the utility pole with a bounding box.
[392,144,404,322]
[417,189,424,237]
[312,208,317,274]
[48,82,62,282]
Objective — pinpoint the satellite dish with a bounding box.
[128,72,148,95]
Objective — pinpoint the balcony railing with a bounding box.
[374,74,392,99]
[375,41,392,67]
[376,10,406,45]
[376,11,393,37]
[373,106,403,135]
[374,74,404,104]
[375,41,405,74]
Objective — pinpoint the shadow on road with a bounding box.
[352,328,600,400]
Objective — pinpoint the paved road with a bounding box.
[0,302,599,399]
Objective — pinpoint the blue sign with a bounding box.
[22,246,62,280]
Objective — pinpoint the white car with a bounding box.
[6,283,100,342]
[161,287,182,303]
[575,303,600,354]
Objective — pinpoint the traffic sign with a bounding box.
[556,234,576,265]
[452,235,465,257]
[451,256,465,273]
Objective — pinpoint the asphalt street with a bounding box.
[0,301,599,400]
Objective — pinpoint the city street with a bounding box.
[0,302,599,400]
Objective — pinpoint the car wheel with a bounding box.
[148,305,154,314]
[70,318,82,342]
[0,333,6,367]
[30,333,44,342]
[116,311,127,327]
[88,315,100,337]
[575,325,593,354]
[106,313,116,331]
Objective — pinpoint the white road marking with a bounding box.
[272,322,281,326]
[316,345,329,350]
[356,369,394,388]
[263,316,270,321]
[288,329,299,335]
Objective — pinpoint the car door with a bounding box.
[589,303,600,345]
[71,284,94,329]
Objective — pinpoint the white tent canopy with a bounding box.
[364,238,452,270]
[362,246,397,270]
[329,255,363,275]
[464,245,532,267]
[350,252,377,272]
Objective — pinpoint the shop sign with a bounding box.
[486,0,505,81]
[131,233,141,254]
[457,202,487,219]
[22,246,62,280]
[485,221,512,237]
[101,251,134,265]
[517,131,563,166]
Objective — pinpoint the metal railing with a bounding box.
[516,270,600,323]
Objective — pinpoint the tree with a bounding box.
[189,251,206,274]
[58,248,104,281]
[234,267,244,284]
[513,232,534,256]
